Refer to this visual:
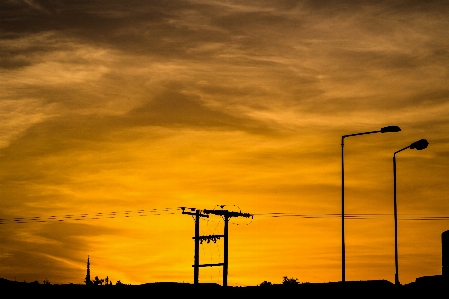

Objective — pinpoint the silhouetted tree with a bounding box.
[105,276,109,285]
[282,276,299,285]
[259,280,272,286]
[43,278,51,285]
[93,276,104,286]
[116,280,123,286]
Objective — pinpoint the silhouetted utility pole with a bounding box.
[203,209,252,287]
[180,208,209,285]
[181,207,252,287]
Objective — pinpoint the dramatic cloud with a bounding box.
[1,0,449,286]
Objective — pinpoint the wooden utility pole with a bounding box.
[181,208,209,285]
[181,207,252,287]
[203,209,252,287]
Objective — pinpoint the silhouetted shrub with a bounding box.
[93,276,104,286]
[282,276,299,285]
[259,280,272,286]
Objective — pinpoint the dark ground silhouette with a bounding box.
[1,277,448,298]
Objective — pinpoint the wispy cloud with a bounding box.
[1,0,449,286]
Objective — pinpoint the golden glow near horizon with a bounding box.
[1,0,449,286]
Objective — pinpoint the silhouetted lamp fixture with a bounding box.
[381,126,402,133]
[341,125,401,282]
[393,138,429,285]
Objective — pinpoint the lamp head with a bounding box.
[381,126,401,133]
[410,139,429,150]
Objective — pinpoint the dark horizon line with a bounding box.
[1,274,445,287]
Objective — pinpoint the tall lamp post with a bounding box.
[341,125,401,282]
[393,138,429,286]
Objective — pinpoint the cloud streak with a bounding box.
[1,0,449,286]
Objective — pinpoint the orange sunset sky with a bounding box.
[1,0,449,286]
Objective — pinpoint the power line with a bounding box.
[2,206,449,225]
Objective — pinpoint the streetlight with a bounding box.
[341,125,401,282]
[393,138,429,285]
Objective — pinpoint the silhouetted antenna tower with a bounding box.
[85,255,92,286]
[180,206,253,287]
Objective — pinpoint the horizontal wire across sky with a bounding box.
[2,207,449,225]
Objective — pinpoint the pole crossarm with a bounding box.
[182,211,209,218]
[193,234,224,244]
[193,263,225,268]
[203,209,253,219]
